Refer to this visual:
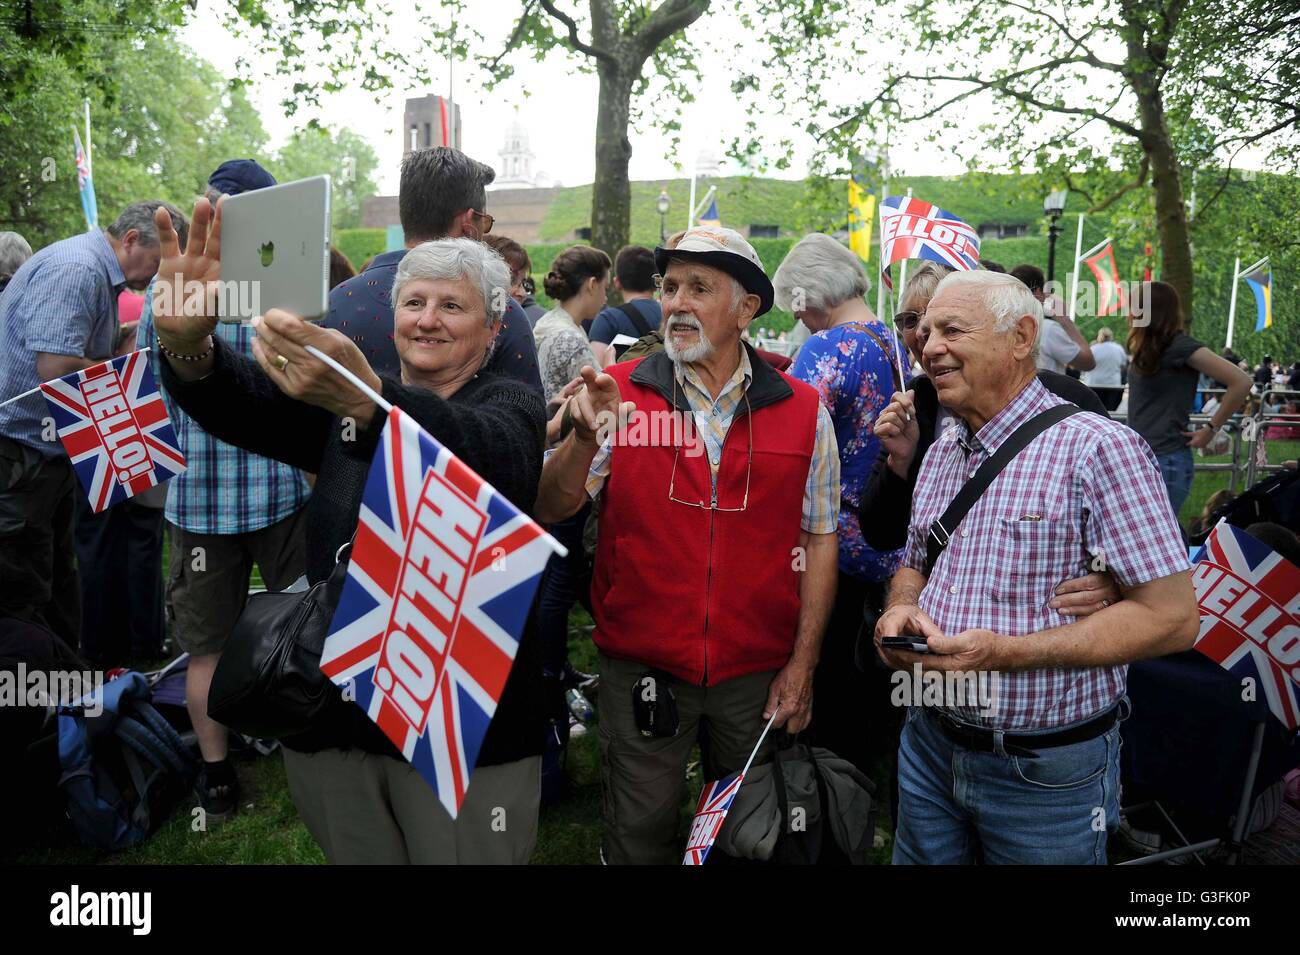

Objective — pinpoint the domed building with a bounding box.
[490,112,553,190]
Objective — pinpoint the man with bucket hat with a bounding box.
[536,226,841,864]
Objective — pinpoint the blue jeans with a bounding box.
[1156,447,1195,519]
[892,706,1122,864]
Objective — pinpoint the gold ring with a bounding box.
[274,353,289,372]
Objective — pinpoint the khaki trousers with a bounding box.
[597,652,777,865]
[282,746,541,865]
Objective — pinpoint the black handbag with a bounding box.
[207,542,351,740]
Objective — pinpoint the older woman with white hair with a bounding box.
[0,231,33,293]
[148,199,547,865]
[773,232,909,776]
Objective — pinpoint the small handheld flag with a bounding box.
[1243,260,1272,332]
[1191,522,1300,730]
[879,195,980,290]
[683,711,778,865]
[39,350,186,513]
[72,128,97,230]
[1082,241,1125,316]
[319,405,565,818]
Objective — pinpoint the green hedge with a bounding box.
[334,228,388,270]
[332,229,1106,340]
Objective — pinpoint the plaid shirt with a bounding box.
[902,376,1189,730]
[584,345,840,534]
[139,281,310,535]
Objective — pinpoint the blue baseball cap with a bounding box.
[207,159,277,197]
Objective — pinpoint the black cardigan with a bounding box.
[858,371,1109,552]
[162,339,548,766]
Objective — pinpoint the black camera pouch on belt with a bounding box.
[632,669,680,738]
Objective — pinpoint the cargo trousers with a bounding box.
[597,651,778,865]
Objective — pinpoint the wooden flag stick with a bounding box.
[0,347,152,410]
[303,344,569,559]
[304,344,394,414]
[740,710,780,780]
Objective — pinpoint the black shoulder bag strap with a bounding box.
[924,404,1082,577]
[616,301,655,338]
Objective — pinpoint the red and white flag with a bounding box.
[879,195,981,290]
[1083,242,1126,316]
[1191,522,1300,730]
[40,350,186,512]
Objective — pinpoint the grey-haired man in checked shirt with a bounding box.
[873,270,1198,864]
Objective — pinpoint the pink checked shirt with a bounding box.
[901,377,1190,730]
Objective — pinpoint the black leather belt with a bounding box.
[925,705,1119,759]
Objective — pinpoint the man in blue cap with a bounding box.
[137,159,312,821]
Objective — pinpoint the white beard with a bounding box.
[663,313,715,364]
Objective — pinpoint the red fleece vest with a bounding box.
[592,356,820,685]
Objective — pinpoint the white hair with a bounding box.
[932,269,1042,355]
[772,232,871,313]
[0,231,32,282]
[392,237,512,325]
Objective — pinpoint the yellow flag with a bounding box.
[848,175,876,263]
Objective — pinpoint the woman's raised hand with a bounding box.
[151,198,222,350]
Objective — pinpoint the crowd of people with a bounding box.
[0,142,1291,865]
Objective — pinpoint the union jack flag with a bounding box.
[319,407,563,817]
[39,350,186,513]
[72,128,97,229]
[683,773,744,865]
[1191,522,1300,730]
[879,195,980,290]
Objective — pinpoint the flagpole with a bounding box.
[1240,256,1269,278]
[1068,212,1085,325]
[687,166,697,231]
[306,343,572,556]
[1080,236,1111,262]
[875,181,888,322]
[738,711,779,780]
[0,383,44,410]
[0,347,154,410]
[1226,254,1241,350]
[84,98,92,176]
[895,187,914,299]
[304,344,394,414]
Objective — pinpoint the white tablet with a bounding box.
[217,175,331,322]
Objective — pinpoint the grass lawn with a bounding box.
[1179,438,1300,527]
[20,603,893,865]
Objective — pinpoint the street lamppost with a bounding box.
[1044,189,1068,289]
[657,189,670,245]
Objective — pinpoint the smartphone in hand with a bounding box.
[880,635,932,654]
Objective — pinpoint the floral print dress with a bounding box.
[791,320,909,582]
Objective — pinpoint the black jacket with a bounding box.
[162,339,548,766]
[858,371,1109,552]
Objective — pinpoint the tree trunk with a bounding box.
[1134,83,1195,316]
[591,64,634,261]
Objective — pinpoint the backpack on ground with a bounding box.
[56,671,197,850]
